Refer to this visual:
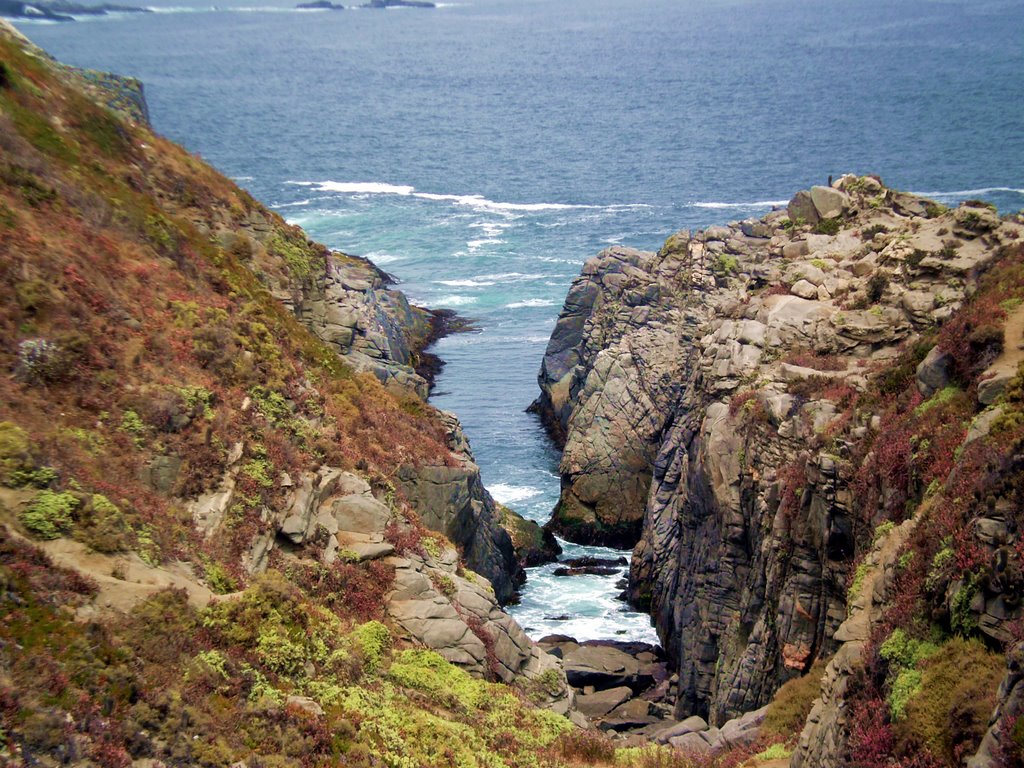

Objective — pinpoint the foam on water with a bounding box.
[508,540,658,644]
[489,483,542,504]
[434,294,477,307]
[506,298,557,309]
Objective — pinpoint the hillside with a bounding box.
[0,20,599,768]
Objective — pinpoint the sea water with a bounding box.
[16,0,1024,644]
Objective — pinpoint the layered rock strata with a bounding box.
[535,176,1024,723]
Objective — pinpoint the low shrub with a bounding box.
[19,489,78,540]
[762,660,827,739]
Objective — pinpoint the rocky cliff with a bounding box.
[536,174,1024,762]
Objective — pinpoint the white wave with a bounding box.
[467,238,504,250]
[688,199,788,209]
[274,199,311,208]
[469,221,512,236]
[476,271,548,281]
[435,295,477,307]
[362,251,401,264]
[233,175,255,181]
[506,298,557,309]
[435,278,496,287]
[911,186,1024,198]
[282,180,652,214]
[288,180,416,195]
[489,483,542,504]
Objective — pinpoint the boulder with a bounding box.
[810,186,850,220]
[790,279,819,300]
[668,731,714,753]
[916,346,951,397]
[330,494,392,533]
[563,645,653,692]
[575,686,633,718]
[787,190,820,226]
[716,704,768,748]
[652,715,709,744]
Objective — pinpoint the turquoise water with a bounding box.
[15,0,1024,642]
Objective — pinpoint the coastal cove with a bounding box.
[4,0,1024,761]
[16,0,1024,645]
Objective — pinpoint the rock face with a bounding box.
[223,210,522,601]
[279,252,434,399]
[530,245,689,546]
[395,411,522,604]
[534,176,1024,726]
[792,516,919,768]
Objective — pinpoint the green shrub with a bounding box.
[893,638,1003,761]
[76,493,132,553]
[815,217,841,235]
[120,409,147,445]
[19,489,78,539]
[879,628,940,669]
[0,421,36,487]
[950,576,979,636]
[755,743,793,761]
[204,561,237,594]
[888,668,922,720]
[350,621,391,673]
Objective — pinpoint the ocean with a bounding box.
[14,0,1024,643]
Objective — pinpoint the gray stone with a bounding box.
[330,494,393,533]
[563,645,653,691]
[787,190,820,226]
[790,279,819,300]
[810,186,850,220]
[978,365,1016,406]
[916,346,951,397]
[653,715,709,744]
[668,731,713,753]
[285,696,324,717]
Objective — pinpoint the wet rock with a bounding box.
[553,566,621,577]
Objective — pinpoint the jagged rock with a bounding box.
[498,503,561,567]
[793,517,918,768]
